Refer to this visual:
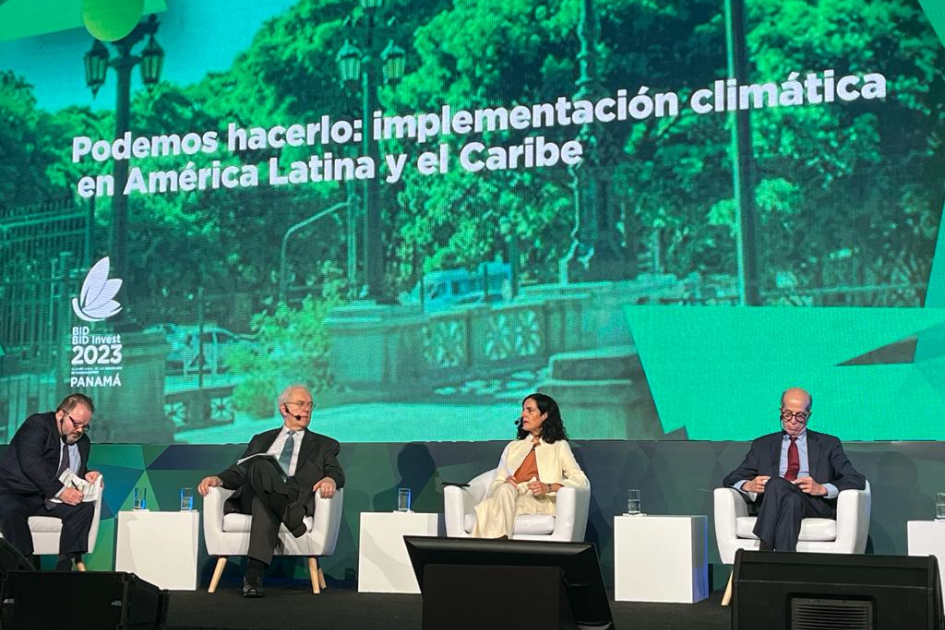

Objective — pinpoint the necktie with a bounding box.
[278,431,296,476]
[784,437,799,481]
[46,442,71,509]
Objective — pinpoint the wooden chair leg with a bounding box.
[318,567,327,590]
[75,561,87,572]
[307,557,321,594]
[721,571,734,607]
[208,557,227,593]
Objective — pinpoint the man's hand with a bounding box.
[793,477,827,496]
[743,475,771,493]
[60,487,83,506]
[84,471,102,486]
[313,477,337,499]
[198,476,222,496]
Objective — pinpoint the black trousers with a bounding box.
[752,476,835,551]
[232,458,302,565]
[0,492,95,558]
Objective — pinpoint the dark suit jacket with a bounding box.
[0,412,90,498]
[723,430,865,506]
[216,427,344,515]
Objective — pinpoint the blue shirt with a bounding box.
[779,431,810,478]
[53,441,82,498]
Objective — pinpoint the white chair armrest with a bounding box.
[442,471,498,538]
[444,486,471,537]
[203,486,235,556]
[549,487,577,541]
[310,489,344,555]
[85,477,105,554]
[572,482,592,541]
[714,487,747,564]
[549,482,592,542]
[832,481,871,554]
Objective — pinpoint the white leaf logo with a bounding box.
[72,256,123,322]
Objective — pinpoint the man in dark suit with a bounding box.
[723,387,865,552]
[0,393,101,570]
[197,384,344,598]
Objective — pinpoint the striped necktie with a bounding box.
[278,430,296,476]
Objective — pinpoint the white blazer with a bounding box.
[488,438,588,494]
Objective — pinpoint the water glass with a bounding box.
[133,487,147,510]
[626,489,641,515]
[397,487,412,512]
[936,493,945,521]
[180,487,194,511]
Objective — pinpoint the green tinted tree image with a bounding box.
[4,0,942,416]
[737,0,945,303]
[62,0,942,313]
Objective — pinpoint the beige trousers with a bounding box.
[470,480,556,539]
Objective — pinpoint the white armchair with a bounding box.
[203,486,344,594]
[714,481,871,603]
[444,470,591,541]
[28,476,105,571]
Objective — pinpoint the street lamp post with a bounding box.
[563,0,627,284]
[84,15,164,282]
[725,0,760,305]
[336,1,405,303]
[279,200,356,305]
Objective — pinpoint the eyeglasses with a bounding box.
[780,409,809,423]
[285,401,315,410]
[65,413,91,432]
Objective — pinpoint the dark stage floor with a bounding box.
[165,582,731,630]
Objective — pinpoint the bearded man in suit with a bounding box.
[0,393,101,570]
[722,387,866,552]
[198,384,344,597]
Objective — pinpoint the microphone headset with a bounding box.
[515,417,523,428]
[283,404,302,421]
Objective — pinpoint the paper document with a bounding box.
[49,469,100,503]
[237,452,287,476]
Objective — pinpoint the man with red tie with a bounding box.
[722,387,866,551]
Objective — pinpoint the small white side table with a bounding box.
[614,514,709,603]
[115,510,200,590]
[358,512,443,593]
[907,520,945,610]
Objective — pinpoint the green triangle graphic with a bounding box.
[624,306,945,440]
[918,0,945,48]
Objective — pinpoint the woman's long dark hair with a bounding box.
[516,393,569,443]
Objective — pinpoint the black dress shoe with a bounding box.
[242,576,265,598]
[282,502,307,538]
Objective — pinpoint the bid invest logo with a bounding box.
[72,256,123,322]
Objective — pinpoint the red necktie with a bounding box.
[784,437,799,481]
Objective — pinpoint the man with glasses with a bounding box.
[722,387,865,551]
[0,393,101,570]
[197,384,344,597]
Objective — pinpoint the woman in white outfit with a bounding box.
[471,393,588,539]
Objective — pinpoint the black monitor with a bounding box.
[733,549,944,630]
[404,536,614,630]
